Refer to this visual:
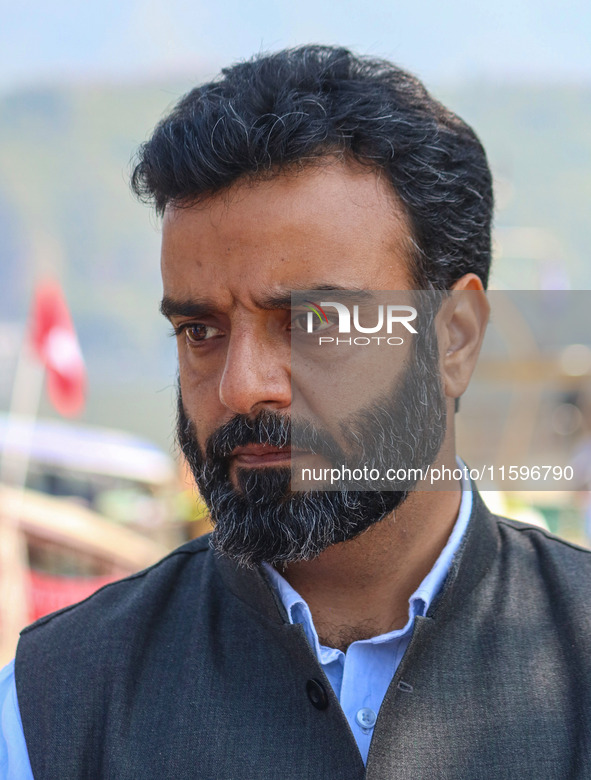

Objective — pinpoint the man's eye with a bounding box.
[290,313,335,333]
[181,323,222,344]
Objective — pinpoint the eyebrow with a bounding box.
[270,285,375,308]
[159,285,375,320]
[160,297,217,320]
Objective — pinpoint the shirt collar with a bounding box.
[263,460,472,649]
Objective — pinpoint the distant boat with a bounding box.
[0,483,171,663]
[0,412,176,491]
[0,416,179,662]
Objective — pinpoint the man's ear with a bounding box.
[439,273,490,402]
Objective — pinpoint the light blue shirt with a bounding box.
[0,479,472,777]
[263,483,472,764]
[0,659,33,779]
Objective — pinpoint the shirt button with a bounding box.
[306,679,329,710]
[356,707,377,730]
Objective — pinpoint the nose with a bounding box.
[218,329,291,416]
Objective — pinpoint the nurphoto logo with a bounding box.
[304,300,418,346]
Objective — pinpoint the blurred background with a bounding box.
[1,0,590,661]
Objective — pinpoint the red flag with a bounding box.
[29,280,86,417]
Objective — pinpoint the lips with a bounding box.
[231,444,305,467]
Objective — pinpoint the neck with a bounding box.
[278,484,462,652]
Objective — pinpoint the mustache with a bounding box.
[177,406,344,463]
[208,411,291,458]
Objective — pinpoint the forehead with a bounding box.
[161,161,415,303]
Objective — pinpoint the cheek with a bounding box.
[292,340,412,436]
[178,357,225,436]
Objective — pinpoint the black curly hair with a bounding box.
[132,45,493,289]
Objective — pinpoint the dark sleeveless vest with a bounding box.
[15,491,591,779]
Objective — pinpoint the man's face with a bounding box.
[161,161,448,566]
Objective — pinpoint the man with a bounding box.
[2,45,591,779]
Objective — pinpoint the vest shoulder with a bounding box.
[492,513,591,583]
[494,514,591,553]
[19,533,213,639]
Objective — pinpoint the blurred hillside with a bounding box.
[0,79,589,448]
[438,83,591,289]
[0,81,192,450]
